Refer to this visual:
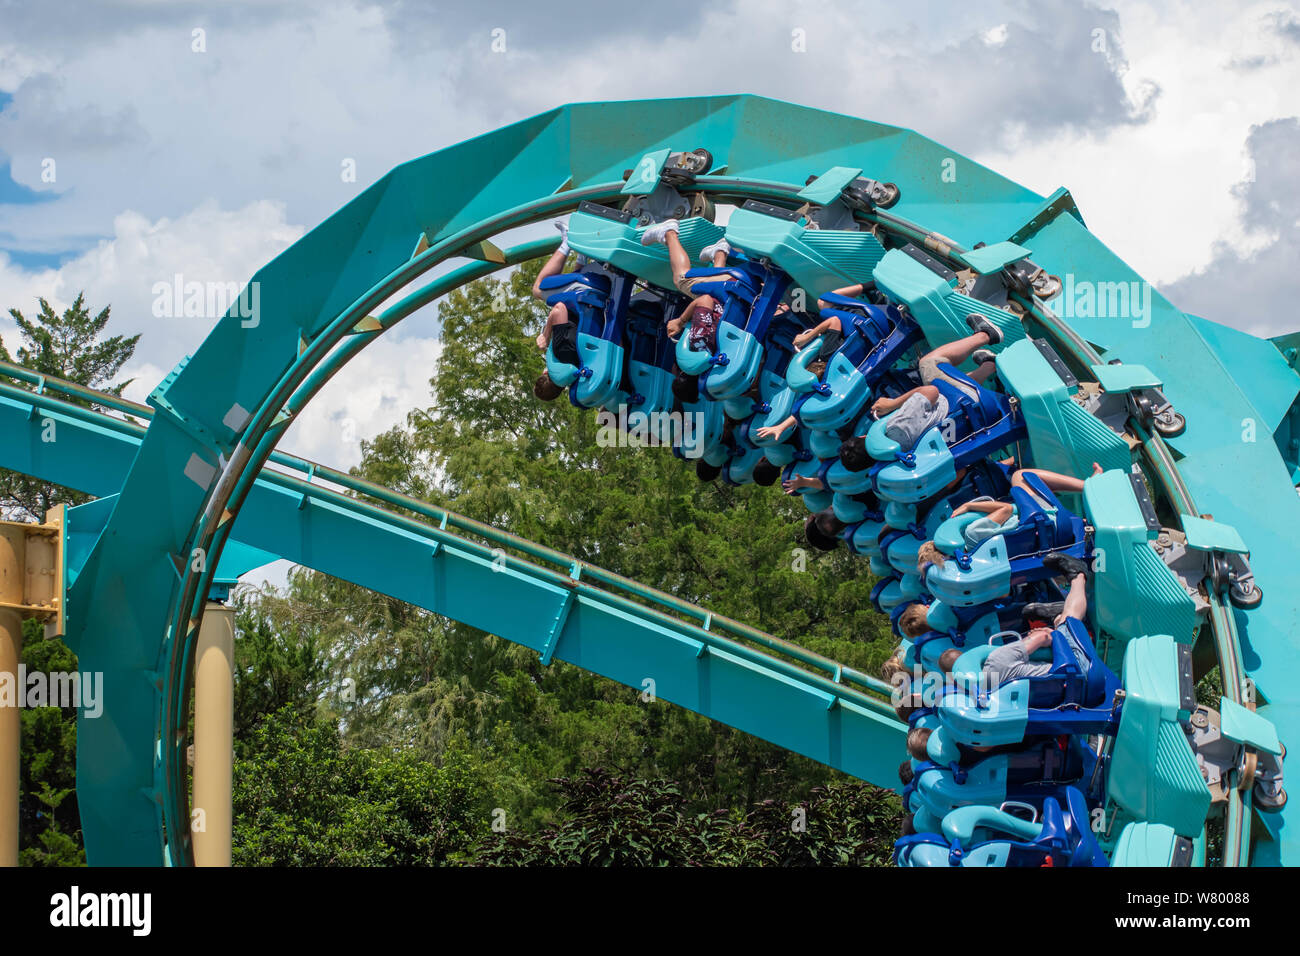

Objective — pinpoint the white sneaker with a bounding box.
[555,220,569,255]
[639,219,680,246]
[699,239,731,262]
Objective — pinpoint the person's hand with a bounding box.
[793,329,814,348]
[871,396,891,415]
[951,502,971,517]
[666,318,684,339]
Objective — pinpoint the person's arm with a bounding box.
[816,284,864,311]
[782,474,824,494]
[951,500,1015,525]
[793,318,830,349]
[755,415,797,442]
[666,296,707,338]
[872,385,939,417]
[793,316,842,349]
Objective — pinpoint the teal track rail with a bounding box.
[0,95,1289,866]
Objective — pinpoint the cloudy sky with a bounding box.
[1,0,1297,489]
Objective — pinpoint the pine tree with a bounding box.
[0,293,141,520]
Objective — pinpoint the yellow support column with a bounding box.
[193,601,235,866]
[0,510,63,867]
[0,524,22,867]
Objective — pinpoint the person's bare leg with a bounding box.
[664,229,693,285]
[532,248,569,301]
[928,331,992,367]
[1012,462,1103,495]
[1060,572,1088,622]
[970,361,997,385]
[536,303,570,350]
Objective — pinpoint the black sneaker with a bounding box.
[1044,552,1090,580]
[1022,601,1065,624]
[972,348,997,366]
[965,313,1004,345]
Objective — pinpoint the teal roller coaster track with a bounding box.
[1,96,1294,866]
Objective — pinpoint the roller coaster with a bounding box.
[1,96,1294,867]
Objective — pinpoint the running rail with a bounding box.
[2,96,1290,866]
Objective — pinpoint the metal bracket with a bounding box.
[1009,187,1084,246]
[539,563,583,666]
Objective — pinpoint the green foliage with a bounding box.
[0,292,140,520]
[232,583,333,740]
[7,263,901,866]
[233,707,485,866]
[473,770,901,866]
[7,292,138,864]
[229,258,901,862]
[19,619,84,865]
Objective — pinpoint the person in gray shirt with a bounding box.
[984,553,1092,686]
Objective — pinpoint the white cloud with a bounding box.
[1,199,304,372]
[982,24,1010,46]
[985,1,1300,287]
[277,332,442,467]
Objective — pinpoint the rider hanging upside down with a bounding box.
[758,312,1003,447]
[789,284,861,378]
[919,461,1105,556]
[640,217,731,350]
[531,220,577,402]
[863,313,1002,447]
[982,552,1094,685]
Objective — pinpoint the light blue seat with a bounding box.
[795,352,872,432]
[785,336,824,393]
[940,620,1121,746]
[824,458,873,494]
[846,516,887,557]
[674,398,724,460]
[897,788,1106,868]
[872,428,958,503]
[925,534,1012,608]
[808,427,842,460]
[832,492,869,523]
[675,328,714,376]
[751,388,798,447]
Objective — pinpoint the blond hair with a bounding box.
[917,541,947,571]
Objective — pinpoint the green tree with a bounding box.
[472,770,901,866]
[0,293,141,520]
[19,619,84,865]
[232,707,486,866]
[245,258,900,845]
